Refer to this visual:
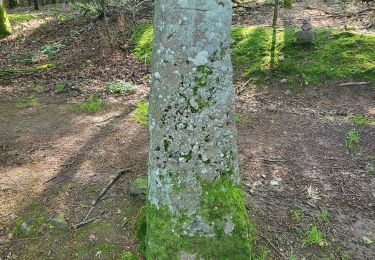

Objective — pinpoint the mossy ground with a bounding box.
[145,178,252,258]
[132,23,375,88]
[8,13,37,22]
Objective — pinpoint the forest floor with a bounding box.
[0,1,375,259]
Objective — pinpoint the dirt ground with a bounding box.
[1,2,375,259]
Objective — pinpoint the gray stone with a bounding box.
[296,17,316,42]
[296,29,316,42]
[20,219,39,235]
[50,213,69,230]
[129,176,148,200]
[280,78,288,84]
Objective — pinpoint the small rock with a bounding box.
[267,104,278,112]
[50,213,69,230]
[278,55,285,61]
[280,78,288,84]
[285,90,292,95]
[9,214,18,221]
[89,234,98,242]
[270,180,279,186]
[129,176,148,200]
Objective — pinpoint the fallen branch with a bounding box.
[74,210,106,229]
[339,82,370,87]
[91,168,131,206]
[258,233,285,258]
[327,8,375,18]
[236,78,252,94]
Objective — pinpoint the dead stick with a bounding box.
[83,206,94,222]
[91,168,131,206]
[258,233,285,258]
[74,210,106,229]
[339,82,370,87]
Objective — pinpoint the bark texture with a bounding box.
[0,0,12,37]
[147,0,251,258]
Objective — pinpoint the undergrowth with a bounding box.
[105,79,137,94]
[8,13,37,22]
[131,100,148,126]
[72,94,103,113]
[16,96,39,109]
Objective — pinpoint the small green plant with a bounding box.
[96,242,116,254]
[105,80,137,94]
[72,94,103,113]
[234,114,248,124]
[120,251,137,260]
[55,82,67,93]
[362,236,374,245]
[366,165,375,174]
[41,43,65,58]
[32,85,44,93]
[319,208,329,222]
[348,114,370,126]
[131,101,149,126]
[290,209,303,221]
[303,225,327,247]
[132,23,153,63]
[346,129,361,151]
[16,96,39,109]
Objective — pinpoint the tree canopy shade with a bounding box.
[0,0,12,37]
[146,0,252,258]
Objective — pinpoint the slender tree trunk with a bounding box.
[270,0,279,71]
[0,0,12,37]
[8,0,16,9]
[33,0,39,10]
[147,0,251,258]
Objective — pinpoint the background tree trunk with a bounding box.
[147,0,252,258]
[33,0,39,10]
[0,0,12,37]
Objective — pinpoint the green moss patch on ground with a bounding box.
[8,13,38,22]
[132,23,375,87]
[131,23,153,63]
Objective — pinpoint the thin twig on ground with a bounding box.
[339,82,370,87]
[258,233,285,258]
[91,168,131,206]
[74,210,106,229]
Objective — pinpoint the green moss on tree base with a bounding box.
[0,3,12,37]
[146,178,252,259]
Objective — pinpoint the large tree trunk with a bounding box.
[0,0,12,37]
[147,0,251,258]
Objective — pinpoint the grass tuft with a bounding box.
[303,225,327,247]
[131,101,149,126]
[16,96,39,109]
[346,129,361,151]
[72,94,103,113]
[105,79,137,94]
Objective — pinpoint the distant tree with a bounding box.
[33,0,39,10]
[8,0,17,8]
[146,0,252,258]
[0,0,12,37]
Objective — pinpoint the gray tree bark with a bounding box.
[147,0,251,258]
